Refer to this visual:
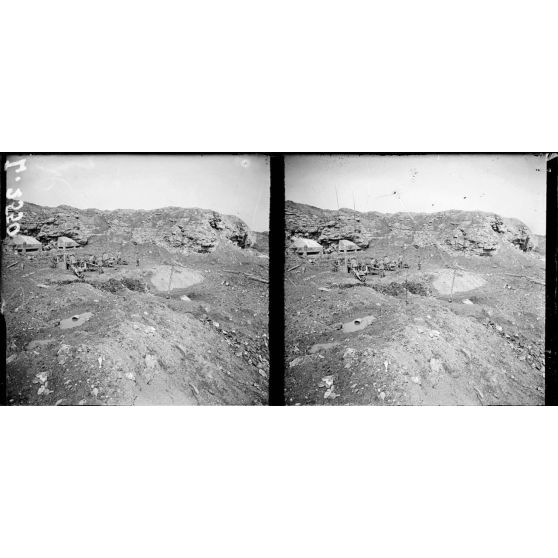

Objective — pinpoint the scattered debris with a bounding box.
[35,372,49,384]
[223,270,268,284]
[26,339,54,351]
[145,354,157,369]
[318,375,335,388]
[308,342,339,354]
[324,387,340,399]
[429,358,443,376]
[57,344,72,364]
[473,386,484,403]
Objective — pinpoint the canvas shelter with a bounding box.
[57,236,79,248]
[291,237,323,255]
[338,239,361,252]
[7,235,42,251]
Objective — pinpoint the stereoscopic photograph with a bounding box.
[285,154,546,405]
[3,154,270,405]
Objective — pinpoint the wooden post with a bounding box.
[167,265,175,298]
[404,259,408,305]
[63,242,67,267]
[344,247,347,271]
[449,267,457,303]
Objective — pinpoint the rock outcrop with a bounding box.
[285,201,535,257]
[17,203,257,254]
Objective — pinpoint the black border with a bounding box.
[269,156,285,405]
[545,155,557,405]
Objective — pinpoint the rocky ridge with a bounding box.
[17,203,258,254]
[285,201,538,257]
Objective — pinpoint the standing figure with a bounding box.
[378,261,385,278]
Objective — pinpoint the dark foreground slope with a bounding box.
[285,201,545,406]
[4,205,269,406]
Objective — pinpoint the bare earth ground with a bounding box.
[285,243,545,405]
[4,243,269,405]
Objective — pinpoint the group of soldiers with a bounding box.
[51,251,130,278]
[333,254,409,283]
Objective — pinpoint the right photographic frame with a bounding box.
[284,154,547,406]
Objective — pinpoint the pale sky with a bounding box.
[286,154,547,235]
[7,155,270,231]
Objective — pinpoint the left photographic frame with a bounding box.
[2,154,270,406]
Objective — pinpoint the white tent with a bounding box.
[57,236,79,248]
[290,237,323,255]
[7,235,42,251]
[338,239,361,252]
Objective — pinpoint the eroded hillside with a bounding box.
[285,201,545,406]
[4,205,269,406]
